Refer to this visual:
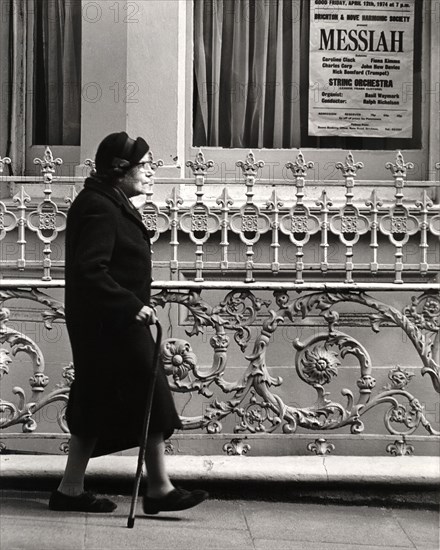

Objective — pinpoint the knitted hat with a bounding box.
[95,132,149,177]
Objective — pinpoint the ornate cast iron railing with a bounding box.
[1,148,439,283]
[0,149,439,456]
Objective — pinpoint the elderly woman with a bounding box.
[49,132,207,514]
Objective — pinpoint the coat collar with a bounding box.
[84,177,148,234]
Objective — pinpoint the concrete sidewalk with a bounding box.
[1,490,439,550]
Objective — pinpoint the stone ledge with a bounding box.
[1,454,439,486]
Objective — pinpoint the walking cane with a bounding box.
[127,318,163,528]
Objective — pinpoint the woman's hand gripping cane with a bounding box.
[136,305,158,325]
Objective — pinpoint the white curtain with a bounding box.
[194,0,302,148]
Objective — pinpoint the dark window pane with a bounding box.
[33,0,81,146]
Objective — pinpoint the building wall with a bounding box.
[0,0,439,456]
[75,0,440,182]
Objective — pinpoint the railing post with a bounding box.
[217,187,234,272]
[138,151,165,250]
[235,151,266,283]
[365,189,383,275]
[185,150,216,282]
[335,152,366,283]
[31,148,65,281]
[285,151,317,283]
[384,151,417,283]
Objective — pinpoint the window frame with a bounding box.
[185,0,433,182]
[24,1,81,177]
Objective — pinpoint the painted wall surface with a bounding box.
[126,1,179,165]
[80,0,129,162]
[80,0,180,172]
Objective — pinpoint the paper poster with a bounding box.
[308,0,415,137]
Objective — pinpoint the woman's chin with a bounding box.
[130,195,148,209]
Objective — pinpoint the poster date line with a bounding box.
[316,0,411,10]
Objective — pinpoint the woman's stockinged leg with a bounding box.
[49,434,116,512]
[142,432,209,513]
[57,434,97,496]
[144,432,175,498]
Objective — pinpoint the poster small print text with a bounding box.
[309,0,415,138]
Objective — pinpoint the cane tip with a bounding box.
[127,517,135,529]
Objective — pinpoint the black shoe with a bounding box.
[143,487,209,514]
[49,490,117,513]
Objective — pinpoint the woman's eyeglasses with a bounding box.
[136,161,151,169]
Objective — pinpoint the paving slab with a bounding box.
[242,500,416,548]
[83,495,249,532]
[0,515,86,550]
[83,496,254,550]
[85,522,254,550]
[253,542,416,550]
[1,490,439,550]
[392,508,440,549]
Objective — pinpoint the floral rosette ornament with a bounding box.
[161,339,197,382]
[301,346,340,386]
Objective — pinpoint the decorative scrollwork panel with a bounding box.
[0,285,439,455]
[0,292,70,439]
[150,287,440,445]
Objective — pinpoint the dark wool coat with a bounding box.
[64,177,181,456]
